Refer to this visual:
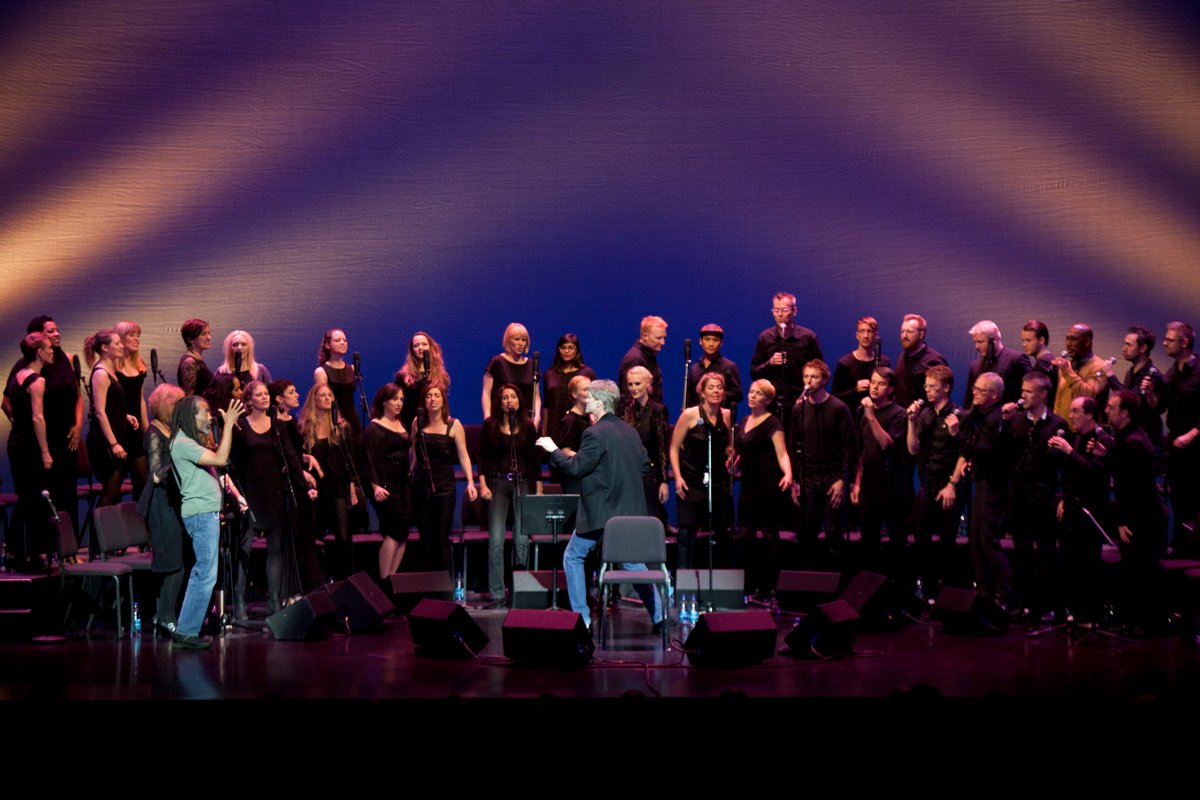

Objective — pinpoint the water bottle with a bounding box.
[453,573,465,604]
[132,601,142,637]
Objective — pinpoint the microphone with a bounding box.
[353,351,361,374]
[234,351,243,376]
[150,347,159,378]
[1055,428,1066,438]
[331,403,340,426]
[1060,350,1070,359]
[532,351,540,384]
[683,339,692,362]
[73,354,82,385]
[1016,398,1027,410]
[507,408,517,430]
[422,351,431,376]
[873,340,882,366]
[796,386,809,406]
[42,490,60,520]
[1097,356,1117,379]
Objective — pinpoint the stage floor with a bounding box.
[3,599,1197,705]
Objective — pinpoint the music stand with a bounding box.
[519,494,579,610]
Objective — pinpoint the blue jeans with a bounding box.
[564,530,662,625]
[178,511,220,636]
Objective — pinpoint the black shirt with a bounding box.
[913,402,964,478]
[895,342,947,409]
[750,323,823,405]
[686,353,743,409]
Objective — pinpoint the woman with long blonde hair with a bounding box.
[215,329,272,386]
[395,331,450,430]
[114,320,150,499]
[300,383,357,578]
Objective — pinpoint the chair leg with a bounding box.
[598,583,607,648]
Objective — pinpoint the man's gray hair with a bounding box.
[589,379,620,415]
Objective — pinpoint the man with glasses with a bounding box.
[750,292,823,428]
[1147,321,1200,554]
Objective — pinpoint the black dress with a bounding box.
[4,372,49,560]
[485,355,535,419]
[677,409,734,530]
[551,410,591,494]
[541,366,596,435]
[412,419,459,572]
[363,420,412,543]
[86,367,128,486]
[177,353,213,397]
[116,370,147,459]
[321,363,362,437]
[735,415,786,530]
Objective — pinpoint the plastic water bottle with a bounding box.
[453,573,465,604]
[687,594,698,623]
[132,601,142,637]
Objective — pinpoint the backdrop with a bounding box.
[2,1,1197,488]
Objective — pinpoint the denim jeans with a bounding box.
[178,511,220,636]
[564,529,662,625]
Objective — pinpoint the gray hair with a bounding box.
[968,320,1001,340]
[588,379,620,415]
[976,372,1004,396]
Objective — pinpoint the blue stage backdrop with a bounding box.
[2,2,1197,489]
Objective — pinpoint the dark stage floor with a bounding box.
[3,599,1197,706]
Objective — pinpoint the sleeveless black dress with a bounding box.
[87,367,129,481]
[677,407,733,530]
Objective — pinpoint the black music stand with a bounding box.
[519,494,579,610]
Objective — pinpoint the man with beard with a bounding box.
[1099,325,1164,460]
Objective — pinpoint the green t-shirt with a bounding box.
[170,433,222,518]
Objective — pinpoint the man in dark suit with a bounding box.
[963,320,1028,408]
[537,379,664,631]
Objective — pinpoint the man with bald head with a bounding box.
[1051,323,1106,420]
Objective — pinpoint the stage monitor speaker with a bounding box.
[501,609,594,668]
[387,571,455,615]
[409,598,489,657]
[674,568,745,610]
[510,570,569,609]
[267,589,337,641]
[783,599,859,658]
[775,570,842,611]
[931,587,1010,636]
[330,572,395,633]
[683,610,777,667]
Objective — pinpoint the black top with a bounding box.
[90,367,128,444]
[750,323,823,406]
[542,365,596,435]
[894,343,947,409]
[413,420,458,495]
[1025,351,1060,410]
[177,353,212,397]
[116,369,147,457]
[363,420,411,491]
[552,410,592,493]
[307,430,352,500]
[736,414,784,487]
[856,402,906,494]
[232,418,305,530]
[6,347,78,442]
[485,355,535,419]
[1160,355,1200,442]
[480,416,539,493]
[618,342,665,411]
[1104,360,1164,447]
[788,395,855,482]
[1059,426,1113,514]
[321,363,362,436]
[679,407,731,498]
[831,351,892,409]
[1112,424,1163,528]
[960,401,1007,484]
[964,346,1028,409]
[686,354,743,409]
[4,372,39,447]
[912,402,964,477]
[622,398,670,485]
[1007,410,1068,500]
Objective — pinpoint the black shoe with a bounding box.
[172,633,211,650]
[652,620,668,636]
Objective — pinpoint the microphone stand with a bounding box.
[682,340,692,415]
[211,420,258,631]
[354,354,369,432]
[271,418,303,609]
[506,410,524,607]
[333,409,367,577]
[703,407,715,613]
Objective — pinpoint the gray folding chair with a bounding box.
[597,515,670,648]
